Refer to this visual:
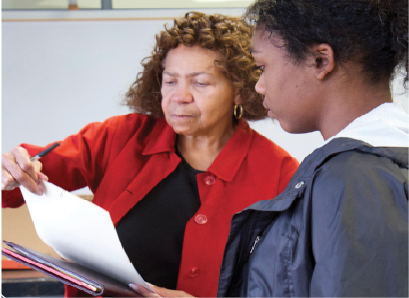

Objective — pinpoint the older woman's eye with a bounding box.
[255,65,265,72]
[195,81,209,87]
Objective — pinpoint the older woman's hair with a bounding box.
[246,0,408,88]
[125,11,266,120]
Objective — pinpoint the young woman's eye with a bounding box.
[165,80,176,85]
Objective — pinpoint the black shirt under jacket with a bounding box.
[116,150,202,289]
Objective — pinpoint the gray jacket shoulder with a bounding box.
[309,145,408,297]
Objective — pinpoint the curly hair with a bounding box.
[125,11,266,120]
[245,0,408,88]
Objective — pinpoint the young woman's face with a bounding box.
[251,28,322,134]
[161,44,237,137]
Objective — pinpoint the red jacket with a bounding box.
[2,114,298,297]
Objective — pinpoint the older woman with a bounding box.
[2,12,298,297]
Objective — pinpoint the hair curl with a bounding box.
[125,11,266,120]
[245,0,408,88]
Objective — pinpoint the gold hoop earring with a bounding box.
[233,104,243,120]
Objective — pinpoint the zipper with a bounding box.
[249,236,260,254]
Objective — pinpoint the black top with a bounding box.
[116,149,203,289]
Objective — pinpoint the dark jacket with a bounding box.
[218,137,408,297]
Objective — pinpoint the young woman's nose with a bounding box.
[255,73,266,95]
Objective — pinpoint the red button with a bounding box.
[203,175,216,185]
[195,214,208,224]
[189,267,200,277]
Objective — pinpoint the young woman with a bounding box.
[217,0,408,297]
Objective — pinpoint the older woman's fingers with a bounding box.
[33,159,42,172]
[1,148,44,195]
[129,283,195,298]
[129,284,162,297]
[14,148,47,181]
[1,166,19,191]
[147,284,195,297]
[12,147,38,181]
[32,160,48,181]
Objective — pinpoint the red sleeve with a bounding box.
[2,188,25,208]
[23,119,120,193]
[2,114,146,208]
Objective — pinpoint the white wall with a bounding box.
[2,9,408,185]
[2,11,172,154]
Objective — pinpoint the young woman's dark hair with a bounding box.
[245,0,408,88]
[125,11,266,120]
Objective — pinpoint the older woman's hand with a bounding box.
[2,146,48,195]
[129,283,195,298]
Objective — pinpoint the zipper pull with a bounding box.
[250,236,260,254]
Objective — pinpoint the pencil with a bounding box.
[30,142,60,161]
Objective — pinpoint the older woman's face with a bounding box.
[161,44,237,137]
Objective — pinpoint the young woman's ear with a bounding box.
[312,44,335,80]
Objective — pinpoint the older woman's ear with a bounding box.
[234,93,242,105]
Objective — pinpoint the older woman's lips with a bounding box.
[171,114,194,121]
[172,114,193,118]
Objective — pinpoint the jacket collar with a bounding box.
[299,137,409,179]
[142,117,253,182]
[143,117,177,155]
[208,120,253,182]
[244,137,408,213]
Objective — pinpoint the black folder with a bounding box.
[2,240,141,297]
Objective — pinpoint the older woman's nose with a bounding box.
[172,83,193,103]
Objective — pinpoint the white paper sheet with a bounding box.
[20,181,152,291]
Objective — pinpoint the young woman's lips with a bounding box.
[263,104,271,112]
